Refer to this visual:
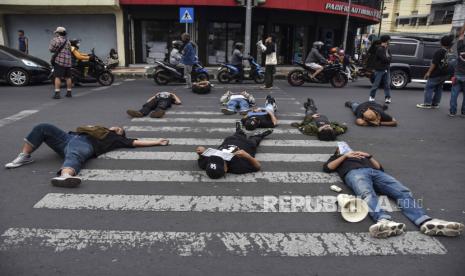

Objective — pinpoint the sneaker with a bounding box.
[420,219,464,237]
[344,101,353,108]
[385,97,392,104]
[266,95,278,111]
[51,175,81,188]
[261,86,273,89]
[235,121,245,135]
[252,129,273,138]
[369,96,375,102]
[221,108,236,115]
[150,110,166,118]
[416,103,432,109]
[448,112,456,117]
[369,219,406,238]
[53,92,61,99]
[126,109,144,118]
[65,91,72,98]
[431,105,439,109]
[5,153,34,169]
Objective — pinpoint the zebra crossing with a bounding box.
[0,110,448,257]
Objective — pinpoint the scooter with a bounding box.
[287,62,348,88]
[153,61,209,85]
[217,57,265,84]
[71,49,114,86]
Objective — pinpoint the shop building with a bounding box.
[121,0,381,66]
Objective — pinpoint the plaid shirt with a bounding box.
[49,36,72,67]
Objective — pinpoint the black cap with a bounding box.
[205,156,225,179]
[244,117,258,131]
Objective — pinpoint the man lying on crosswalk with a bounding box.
[323,142,464,238]
[241,95,278,131]
[5,123,169,187]
[292,98,347,141]
[345,100,397,127]
[126,91,182,118]
[196,122,272,179]
[220,91,255,115]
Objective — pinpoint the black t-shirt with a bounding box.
[86,132,136,157]
[323,154,383,179]
[198,134,259,174]
[430,48,449,78]
[313,115,330,127]
[354,102,393,122]
[241,112,275,128]
[457,40,465,76]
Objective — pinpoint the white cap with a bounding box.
[337,142,353,155]
[54,26,66,33]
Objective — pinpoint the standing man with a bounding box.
[18,30,29,54]
[416,35,454,109]
[368,35,392,104]
[181,33,196,89]
[49,27,72,99]
[449,22,465,117]
[257,34,277,89]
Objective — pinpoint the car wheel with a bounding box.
[390,70,408,89]
[7,68,30,86]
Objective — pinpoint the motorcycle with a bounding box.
[70,49,114,86]
[287,62,348,88]
[217,57,265,84]
[153,61,209,85]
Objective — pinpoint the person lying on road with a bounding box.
[241,95,278,130]
[127,92,181,118]
[220,90,255,115]
[345,100,397,127]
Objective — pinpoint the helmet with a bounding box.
[70,39,80,48]
[313,41,324,49]
[235,42,244,50]
[172,40,183,49]
[330,47,338,54]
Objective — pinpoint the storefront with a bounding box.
[122,0,380,66]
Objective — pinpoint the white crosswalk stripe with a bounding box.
[138,138,338,147]
[159,111,303,116]
[125,126,301,134]
[132,117,298,124]
[99,151,332,162]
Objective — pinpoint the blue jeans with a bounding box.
[450,75,465,115]
[344,168,430,226]
[227,98,250,113]
[369,70,391,98]
[350,102,360,113]
[25,123,94,174]
[424,76,446,105]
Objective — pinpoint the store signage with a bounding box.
[179,7,194,23]
[324,2,381,19]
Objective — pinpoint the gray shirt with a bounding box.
[305,48,326,64]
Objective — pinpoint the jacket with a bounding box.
[258,41,277,65]
[231,49,243,66]
[291,115,347,136]
[220,91,255,105]
[170,48,182,65]
[181,42,196,65]
[306,48,327,64]
[373,46,392,71]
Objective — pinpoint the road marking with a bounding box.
[113,82,122,86]
[124,78,136,82]
[92,86,111,91]
[0,110,38,128]
[125,126,301,134]
[132,117,298,124]
[33,193,398,212]
[0,228,446,256]
[137,138,338,147]
[99,151,331,162]
[164,111,303,117]
[79,169,341,183]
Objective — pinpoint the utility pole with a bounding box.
[244,0,253,56]
[342,0,351,50]
[378,0,385,37]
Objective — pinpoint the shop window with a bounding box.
[141,21,184,64]
[293,26,305,64]
[207,22,243,65]
[390,43,417,56]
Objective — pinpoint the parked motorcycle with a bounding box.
[153,61,209,85]
[287,62,348,88]
[217,57,265,84]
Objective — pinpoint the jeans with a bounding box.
[450,75,465,115]
[369,70,391,98]
[264,103,275,113]
[140,98,171,116]
[227,98,250,112]
[184,65,193,88]
[232,131,264,152]
[424,76,446,106]
[24,123,94,174]
[350,102,360,113]
[344,168,430,226]
[265,65,275,88]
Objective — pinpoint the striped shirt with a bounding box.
[49,36,72,67]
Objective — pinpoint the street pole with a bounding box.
[342,0,351,50]
[185,22,188,34]
[378,0,385,37]
[244,0,252,56]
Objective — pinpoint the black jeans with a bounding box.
[235,64,244,81]
[265,65,276,88]
[305,102,318,116]
[140,98,171,116]
[232,132,263,149]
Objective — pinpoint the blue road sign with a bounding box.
[180,7,194,23]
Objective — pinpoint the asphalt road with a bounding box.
[0,78,464,276]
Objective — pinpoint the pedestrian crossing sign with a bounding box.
[180,7,194,23]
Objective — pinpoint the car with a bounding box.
[0,45,52,86]
[369,36,456,89]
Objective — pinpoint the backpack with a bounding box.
[192,82,212,94]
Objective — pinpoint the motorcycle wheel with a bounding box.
[153,70,170,85]
[253,73,265,84]
[97,71,114,86]
[217,70,231,84]
[330,72,348,88]
[195,72,209,82]
[287,69,305,86]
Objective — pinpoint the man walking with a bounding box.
[368,35,392,103]
[181,33,196,89]
[18,30,29,54]
[49,27,73,99]
[449,22,465,117]
[417,35,454,109]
